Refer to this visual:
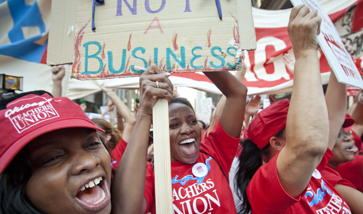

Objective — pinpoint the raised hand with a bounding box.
[288,5,322,58]
[100,84,115,95]
[246,95,262,116]
[138,65,173,117]
[51,65,66,82]
[283,53,295,73]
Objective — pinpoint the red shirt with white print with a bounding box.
[247,149,351,214]
[143,119,239,214]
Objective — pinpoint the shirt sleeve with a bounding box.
[321,165,356,189]
[247,154,301,213]
[200,119,240,177]
[320,149,357,189]
[316,148,333,171]
[144,162,155,214]
[111,138,128,170]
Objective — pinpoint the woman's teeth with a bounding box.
[93,188,106,205]
[80,177,103,191]
[180,138,195,144]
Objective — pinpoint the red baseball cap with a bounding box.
[343,114,362,151]
[0,94,103,173]
[351,130,363,151]
[248,99,290,149]
[343,114,355,129]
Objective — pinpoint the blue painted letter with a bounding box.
[116,0,137,16]
[145,0,165,13]
[190,46,203,69]
[209,46,225,69]
[184,0,191,12]
[82,41,103,74]
[166,46,186,70]
[226,47,237,68]
[131,47,148,74]
[108,49,127,74]
[154,47,159,65]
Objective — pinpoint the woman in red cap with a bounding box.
[319,69,363,213]
[234,5,352,214]
[0,94,112,214]
[337,93,363,192]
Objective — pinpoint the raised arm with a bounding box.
[101,102,116,126]
[323,71,363,213]
[325,72,347,150]
[51,65,65,97]
[277,5,329,198]
[112,65,173,214]
[205,56,247,138]
[100,86,136,142]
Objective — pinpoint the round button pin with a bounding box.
[312,169,322,179]
[192,163,208,178]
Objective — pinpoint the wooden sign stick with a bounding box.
[152,99,173,213]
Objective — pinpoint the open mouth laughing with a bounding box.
[345,144,358,153]
[76,176,110,212]
[179,138,198,158]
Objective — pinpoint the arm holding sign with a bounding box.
[276,5,329,198]
[112,65,173,214]
[325,72,347,150]
[207,56,247,137]
[203,68,247,138]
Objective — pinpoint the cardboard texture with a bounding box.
[66,0,256,79]
[47,0,78,65]
[291,0,363,89]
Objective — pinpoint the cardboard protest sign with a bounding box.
[291,0,363,89]
[65,0,256,79]
[47,0,78,65]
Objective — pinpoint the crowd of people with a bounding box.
[0,5,363,214]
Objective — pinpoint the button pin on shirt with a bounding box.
[192,163,208,178]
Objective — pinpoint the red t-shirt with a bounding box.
[247,149,352,214]
[144,119,240,214]
[111,138,127,170]
[337,155,363,192]
[320,150,356,189]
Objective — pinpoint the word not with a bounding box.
[116,0,191,16]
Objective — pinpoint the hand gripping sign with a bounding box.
[291,0,363,89]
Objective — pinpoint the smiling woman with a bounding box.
[112,63,247,213]
[0,94,112,214]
